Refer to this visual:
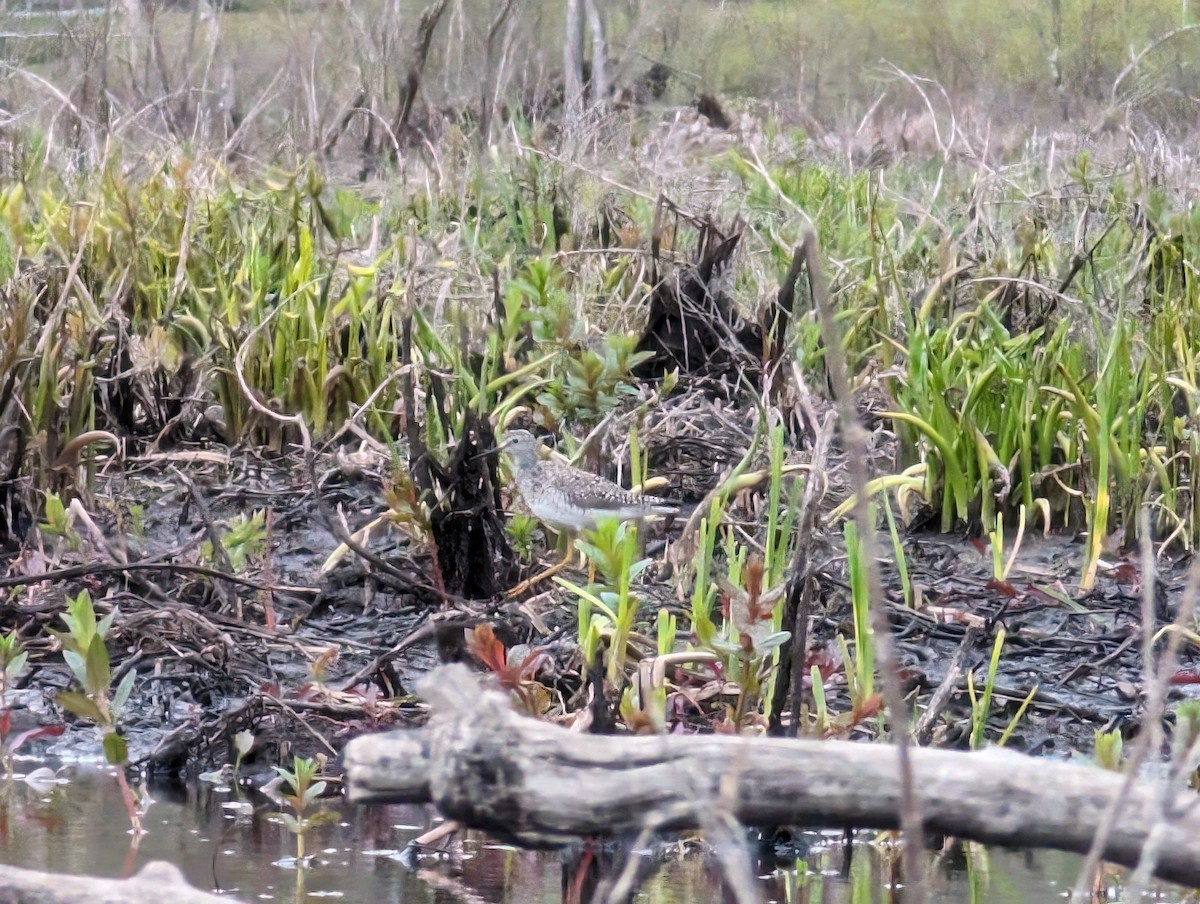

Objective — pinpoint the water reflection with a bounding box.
[0,766,1192,903]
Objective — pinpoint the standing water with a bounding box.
[0,765,1190,902]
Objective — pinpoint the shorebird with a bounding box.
[483,430,677,595]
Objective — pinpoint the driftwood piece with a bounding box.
[344,664,1200,887]
[0,861,236,904]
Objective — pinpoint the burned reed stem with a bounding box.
[769,409,833,737]
[803,230,927,902]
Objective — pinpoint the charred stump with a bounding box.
[633,212,763,394]
[0,364,28,551]
[400,319,514,605]
[696,93,732,130]
[430,413,514,601]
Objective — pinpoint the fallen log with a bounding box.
[0,861,238,903]
[344,664,1200,888]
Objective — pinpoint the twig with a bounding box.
[334,612,477,691]
[912,627,980,745]
[0,560,317,596]
[171,467,237,613]
[1070,510,1200,900]
[390,0,450,141]
[1110,24,1200,103]
[262,695,338,758]
[769,410,833,736]
[803,230,927,902]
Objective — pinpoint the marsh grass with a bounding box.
[6,0,1200,791]
[7,117,1200,733]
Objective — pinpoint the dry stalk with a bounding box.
[804,229,927,902]
[912,627,980,745]
[768,408,833,736]
[1071,508,1200,900]
[879,63,956,161]
[1110,24,1200,104]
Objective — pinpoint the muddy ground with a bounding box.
[1,420,1193,781]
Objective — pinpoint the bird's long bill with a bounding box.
[470,436,514,460]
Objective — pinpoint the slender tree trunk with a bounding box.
[563,0,584,119]
[479,0,520,148]
[390,0,449,142]
[1049,0,1069,120]
[582,0,607,111]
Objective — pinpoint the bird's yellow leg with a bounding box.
[554,535,594,584]
[505,532,577,598]
[570,535,594,583]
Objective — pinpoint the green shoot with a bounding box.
[273,755,337,867]
[54,590,141,834]
[1093,728,1124,771]
[968,627,1006,749]
[882,496,913,608]
[202,510,268,573]
[997,684,1038,748]
[843,520,874,699]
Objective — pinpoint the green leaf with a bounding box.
[5,651,28,680]
[273,765,298,785]
[0,226,14,285]
[0,631,19,658]
[96,609,117,640]
[62,650,88,687]
[303,781,327,804]
[293,756,317,783]
[628,559,652,581]
[58,614,80,641]
[67,590,96,643]
[43,493,67,531]
[84,636,110,697]
[57,691,103,723]
[574,539,605,565]
[756,631,792,653]
[710,637,743,655]
[102,731,128,766]
[112,668,136,715]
